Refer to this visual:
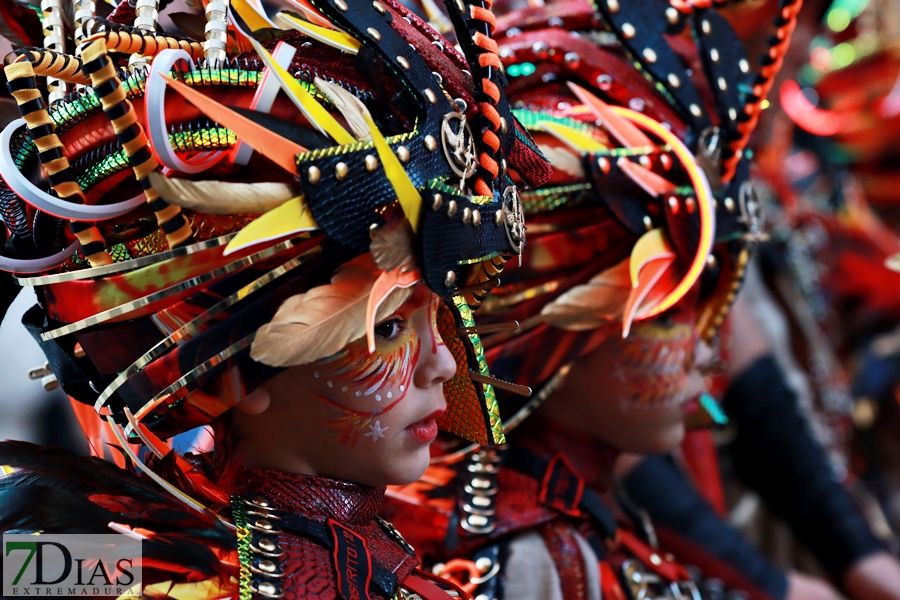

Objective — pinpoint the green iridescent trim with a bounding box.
[76,150,130,191]
[109,244,133,263]
[511,108,596,136]
[295,128,418,163]
[454,296,504,445]
[231,496,254,600]
[458,250,501,265]
[428,178,493,206]
[180,68,260,87]
[521,183,592,214]
[593,144,670,157]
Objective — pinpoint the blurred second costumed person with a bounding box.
[381,0,799,598]
[0,0,551,597]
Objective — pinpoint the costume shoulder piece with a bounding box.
[0,0,548,596]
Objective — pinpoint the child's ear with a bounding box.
[234,387,271,416]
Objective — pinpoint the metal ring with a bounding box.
[0,119,146,221]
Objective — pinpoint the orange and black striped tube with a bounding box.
[4,60,112,267]
[80,39,193,249]
[83,29,205,61]
[13,49,92,86]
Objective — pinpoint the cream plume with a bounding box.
[148,172,299,215]
[250,255,414,367]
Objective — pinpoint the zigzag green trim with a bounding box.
[454,296,504,445]
[231,496,253,600]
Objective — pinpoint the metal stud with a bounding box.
[642,48,657,63]
[334,0,347,10]
[258,559,277,573]
[685,197,696,213]
[472,209,481,226]
[724,197,736,212]
[667,73,681,88]
[606,0,619,12]
[396,146,410,163]
[424,135,438,151]
[467,514,488,527]
[307,166,321,185]
[495,209,504,225]
[372,0,385,13]
[365,155,379,171]
[258,539,278,553]
[254,518,273,530]
[564,52,580,67]
[432,193,443,210]
[710,48,719,62]
[463,207,472,224]
[369,223,380,239]
[500,117,508,134]
[689,104,702,117]
[701,20,710,34]
[446,200,458,217]
[366,26,381,41]
[665,7,679,24]
[668,196,679,213]
[398,56,410,70]
[717,77,727,91]
[424,88,438,104]
[250,496,271,508]
[639,155,651,168]
[621,23,636,38]
[596,74,613,90]
[256,581,281,597]
[649,553,662,566]
[706,254,717,269]
[643,215,652,231]
[728,108,737,121]
[444,271,457,288]
[334,162,348,181]
[476,557,494,573]
[739,59,750,73]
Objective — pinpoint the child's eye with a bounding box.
[374,319,404,341]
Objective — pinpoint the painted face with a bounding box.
[540,300,705,454]
[234,290,456,487]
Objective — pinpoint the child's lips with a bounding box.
[406,409,445,444]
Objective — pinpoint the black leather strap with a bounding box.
[503,445,619,540]
[277,512,400,597]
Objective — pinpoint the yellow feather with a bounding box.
[278,11,361,54]
[248,37,356,145]
[361,111,422,232]
[231,0,278,31]
[224,196,318,256]
[539,121,607,154]
[629,228,676,287]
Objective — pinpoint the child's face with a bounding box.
[234,288,457,487]
[540,301,707,454]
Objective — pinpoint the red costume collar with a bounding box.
[236,467,385,526]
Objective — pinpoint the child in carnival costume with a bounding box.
[0,0,551,597]
[381,0,799,598]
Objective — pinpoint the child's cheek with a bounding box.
[311,330,421,445]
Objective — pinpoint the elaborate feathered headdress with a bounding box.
[462,0,798,408]
[0,0,550,491]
